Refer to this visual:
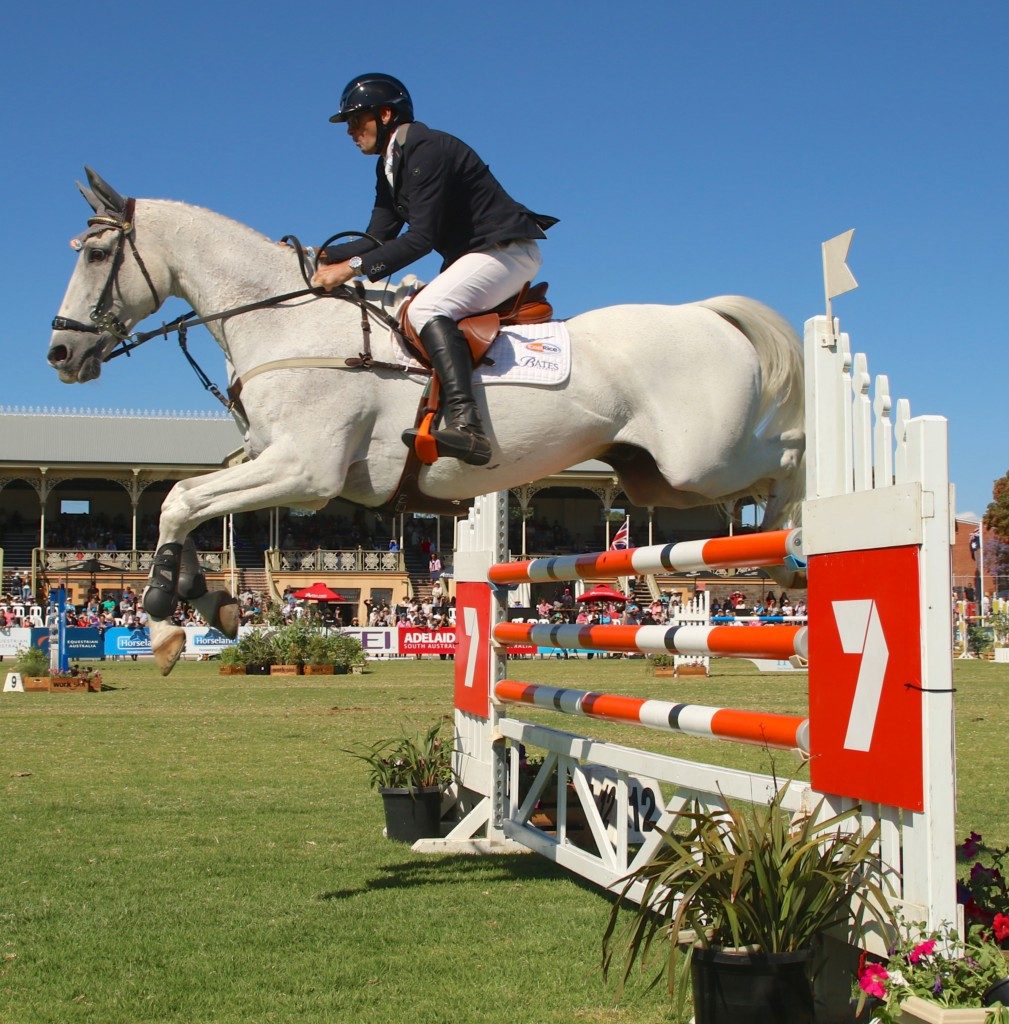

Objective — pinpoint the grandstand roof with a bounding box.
[0,408,242,467]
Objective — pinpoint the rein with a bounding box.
[52,211,429,416]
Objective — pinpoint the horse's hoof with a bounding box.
[153,628,186,676]
[217,599,241,639]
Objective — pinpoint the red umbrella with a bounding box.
[576,584,628,603]
[292,582,346,602]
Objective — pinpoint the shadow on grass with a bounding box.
[315,849,598,902]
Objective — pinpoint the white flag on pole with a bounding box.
[822,228,858,300]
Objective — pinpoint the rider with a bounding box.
[312,72,557,466]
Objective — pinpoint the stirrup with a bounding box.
[402,424,491,467]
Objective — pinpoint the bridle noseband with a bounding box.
[51,197,162,342]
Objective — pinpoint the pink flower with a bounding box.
[908,939,937,963]
[858,962,889,999]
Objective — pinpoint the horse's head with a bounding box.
[48,168,168,383]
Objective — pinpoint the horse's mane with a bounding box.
[143,198,276,247]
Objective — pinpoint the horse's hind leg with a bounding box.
[177,538,241,638]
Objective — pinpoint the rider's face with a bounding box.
[346,107,391,155]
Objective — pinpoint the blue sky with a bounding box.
[3,1,1006,516]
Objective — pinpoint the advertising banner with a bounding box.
[340,627,398,657]
[66,628,104,659]
[0,628,34,657]
[184,626,245,655]
[398,626,457,656]
[104,628,153,657]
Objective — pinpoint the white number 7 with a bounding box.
[832,599,889,752]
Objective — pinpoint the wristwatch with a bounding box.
[349,256,364,275]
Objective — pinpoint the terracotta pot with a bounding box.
[270,665,301,675]
[218,665,246,675]
[23,676,50,692]
[302,664,334,675]
[652,667,675,677]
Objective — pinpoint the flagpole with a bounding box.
[979,526,986,626]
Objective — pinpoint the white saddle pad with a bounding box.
[395,321,570,387]
[476,322,570,387]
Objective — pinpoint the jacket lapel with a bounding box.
[390,123,411,197]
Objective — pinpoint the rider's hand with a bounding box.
[311,261,356,292]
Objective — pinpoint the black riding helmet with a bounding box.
[329,73,414,126]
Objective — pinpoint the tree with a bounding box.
[984,472,1009,593]
[984,471,1009,540]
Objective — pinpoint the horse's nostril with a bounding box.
[48,345,69,366]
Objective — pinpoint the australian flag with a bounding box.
[970,529,980,561]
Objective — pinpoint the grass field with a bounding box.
[1,656,1006,1024]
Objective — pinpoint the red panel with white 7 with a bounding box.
[454,581,492,718]
[808,546,924,812]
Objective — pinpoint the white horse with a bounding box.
[48,169,805,674]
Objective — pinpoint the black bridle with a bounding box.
[51,197,162,341]
[51,213,421,411]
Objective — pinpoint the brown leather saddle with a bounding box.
[399,280,553,371]
[399,281,553,466]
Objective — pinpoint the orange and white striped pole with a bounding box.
[495,680,809,752]
[487,528,803,586]
[492,621,808,661]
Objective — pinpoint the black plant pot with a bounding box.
[985,974,1009,1008]
[380,786,443,844]
[691,946,813,1024]
[245,663,271,675]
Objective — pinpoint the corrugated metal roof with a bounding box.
[0,409,242,467]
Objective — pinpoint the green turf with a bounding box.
[0,656,1005,1023]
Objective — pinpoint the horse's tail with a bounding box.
[696,295,806,530]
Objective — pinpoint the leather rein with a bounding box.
[51,214,428,416]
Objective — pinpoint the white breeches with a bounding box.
[406,239,542,332]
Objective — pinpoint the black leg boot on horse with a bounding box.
[176,538,241,639]
[402,317,492,467]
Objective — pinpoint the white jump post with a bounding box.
[419,238,957,946]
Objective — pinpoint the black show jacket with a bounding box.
[324,122,557,280]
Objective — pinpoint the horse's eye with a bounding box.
[88,248,107,263]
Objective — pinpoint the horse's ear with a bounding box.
[76,180,101,212]
[84,167,126,214]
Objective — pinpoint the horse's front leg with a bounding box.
[143,444,342,675]
[177,538,242,638]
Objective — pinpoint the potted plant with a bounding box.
[229,628,275,675]
[648,653,675,677]
[602,783,892,1023]
[50,662,102,693]
[332,631,366,674]
[271,620,312,675]
[15,645,51,691]
[854,920,1009,1022]
[302,630,335,675]
[346,720,455,844]
[217,643,246,675]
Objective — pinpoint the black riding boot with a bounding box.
[402,316,492,466]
